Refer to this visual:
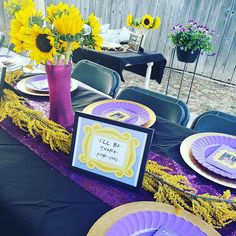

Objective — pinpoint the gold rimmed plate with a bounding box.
[180,132,236,189]
[16,77,80,97]
[83,99,156,128]
[87,201,220,236]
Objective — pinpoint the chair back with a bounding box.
[191,111,236,135]
[0,62,7,97]
[117,86,189,126]
[72,59,121,97]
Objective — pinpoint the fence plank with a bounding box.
[1,0,236,85]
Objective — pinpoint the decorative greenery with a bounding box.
[4,0,103,65]
[126,14,161,30]
[0,89,72,153]
[143,160,236,228]
[169,19,216,54]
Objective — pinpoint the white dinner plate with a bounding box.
[180,132,236,189]
[16,77,80,97]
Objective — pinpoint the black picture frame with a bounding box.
[0,62,6,98]
[128,32,143,53]
[70,111,154,191]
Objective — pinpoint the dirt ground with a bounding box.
[121,69,236,117]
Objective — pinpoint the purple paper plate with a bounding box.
[91,101,150,126]
[25,74,49,92]
[105,211,206,236]
[191,135,236,179]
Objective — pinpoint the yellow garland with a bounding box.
[143,160,236,228]
[1,90,236,228]
[0,89,72,153]
[5,69,25,84]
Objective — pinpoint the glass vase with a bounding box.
[45,62,74,129]
[135,29,148,53]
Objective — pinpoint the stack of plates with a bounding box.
[16,74,79,96]
[83,100,156,128]
[88,202,219,236]
[0,55,23,71]
[180,132,236,188]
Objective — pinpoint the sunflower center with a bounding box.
[144,19,150,25]
[36,34,52,53]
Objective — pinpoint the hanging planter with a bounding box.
[176,46,200,63]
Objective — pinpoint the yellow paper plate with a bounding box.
[87,201,220,236]
[83,99,156,128]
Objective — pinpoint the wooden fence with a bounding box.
[1,0,236,84]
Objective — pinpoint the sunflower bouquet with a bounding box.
[4,0,103,65]
[126,14,161,30]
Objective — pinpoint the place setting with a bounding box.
[88,201,219,236]
[83,99,156,128]
[180,132,236,188]
[16,74,80,97]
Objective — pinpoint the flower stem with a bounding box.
[64,42,72,65]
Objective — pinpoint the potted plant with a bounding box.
[169,20,216,63]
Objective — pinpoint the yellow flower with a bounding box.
[93,33,103,51]
[19,25,56,64]
[9,7,42,52]
[53,13,84,36]
[141,14,154,29]
[4,0,35,18]
[46,2,79,23]
[126,14,133,27]
[88,13,101,32]
[153,17,161,29]
[86,13,103,50]
[58,40,79,52]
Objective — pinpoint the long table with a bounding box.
[0,84,235,236]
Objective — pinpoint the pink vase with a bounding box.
[45,62,74,129]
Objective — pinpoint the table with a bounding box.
[0,84,235,236]
[72,48,167,89]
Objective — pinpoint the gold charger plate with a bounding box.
[83,99,156,128]
[16,77,80,97]
[180,132,236,189]
[87,201,220,236]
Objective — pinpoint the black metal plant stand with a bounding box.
[165,48,200,104]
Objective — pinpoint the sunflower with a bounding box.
[153,17,161,29]
[4,0,35,18]
[46,2,79,23]
[126,14,133,27]
[86,13,103,50]
[53,12,84,36]
[87,13,101,32]
[57,40,79,53]
[141,14,154,29]
[20,25,56,64]
[9,6,42,52]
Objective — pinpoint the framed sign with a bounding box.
[128,32,143,53]
[0,62,6,97]
[70,112,154,190]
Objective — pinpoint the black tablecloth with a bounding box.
[0,87,234,236]
[72,48,166,83]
